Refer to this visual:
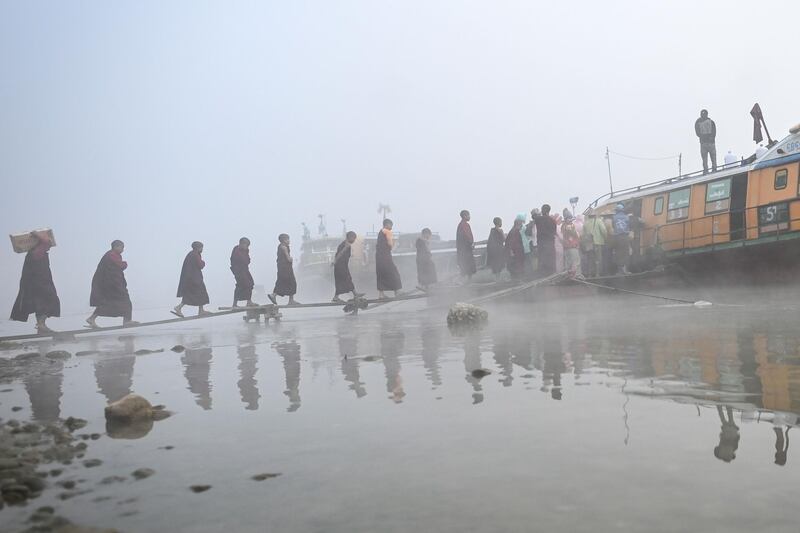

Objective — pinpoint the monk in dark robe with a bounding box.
[332,231,360,303]
[230,237,255,307]
[456,210,476,281]
[10,231,60,333]
[269,234,299,305]
[173,241,210,317]
[376,218,402,299]
[505,216,526,279]
[87,240,135,327]
[486,217,506,280]
[416,227,437,290]
[534,204,558,276]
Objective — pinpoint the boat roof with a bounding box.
[588,128,800,214]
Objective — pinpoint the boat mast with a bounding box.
[605,146,614,196]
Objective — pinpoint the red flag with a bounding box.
[751,103,764,144]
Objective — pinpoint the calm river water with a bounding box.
[1,291,799,532]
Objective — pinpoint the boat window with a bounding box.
[705,178,731,214]
[653,196,664,215]
[758,202,790,235]
[667,188,690,222]
[775,168,788,190]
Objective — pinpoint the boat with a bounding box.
[585,121,800,286]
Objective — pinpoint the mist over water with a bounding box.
[3,290,800,532]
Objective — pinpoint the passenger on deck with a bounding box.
[695,109,717,174]
[333,231,361,303]
[612,204,631,275]
[504,215,526,279]
[456,210,476,283]
[269,234,299,306]
[230,237,256,308]
[415,228,438,290]
[581,214,608,278]
[723,150,738,165]
[534,204,557,276]
[486,217,506,280]
[524,209,538,274]
[376,219,402,299]
[561,214,581,277]
[10,231,60,334]
[174,241,210,317]
[87,240,136,328]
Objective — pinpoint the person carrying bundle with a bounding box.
[10,231,61,334]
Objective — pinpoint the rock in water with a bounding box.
[104,394,154,422]
[447,303,489,328]
[104,394,170,439]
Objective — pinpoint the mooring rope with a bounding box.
[572,278,707,306]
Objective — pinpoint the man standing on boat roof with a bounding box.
[10,231,60,334]
[695,109,717,174]
[174,241,210,317]
[456,210,477,283]
[230,237,256,308]
[87,240,137,328]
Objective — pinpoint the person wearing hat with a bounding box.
[612,203,631,275]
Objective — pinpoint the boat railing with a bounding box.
[585,160,748,212]
[648,200,800,253]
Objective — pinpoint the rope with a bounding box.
[572,278,700,305]
[608,149,680,161]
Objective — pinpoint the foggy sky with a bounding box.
[2,0,799,320]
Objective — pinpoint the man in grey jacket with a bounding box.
[695,109,717,174]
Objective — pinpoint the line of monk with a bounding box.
[8,205,578,334]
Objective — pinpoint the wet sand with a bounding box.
[2,292,800,532]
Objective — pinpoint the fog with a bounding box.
[2,0,799,319]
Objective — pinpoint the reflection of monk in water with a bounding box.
[181,346,213,410]
[380,323,405,403]
[237,344,260,410]
[274,341,301,412]
[421,325,442,389]
[714,405,740,463]
[338,327,366,398]
[94,338,136,403]
[24,364,63,422]
[463,333,484,404]
[492,332,513,388]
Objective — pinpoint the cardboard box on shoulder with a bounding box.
[9,229,56,254]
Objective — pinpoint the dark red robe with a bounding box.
[177,250,209,306]
[230,245,254,301]
[90,250,132,320]
[376,229,402,291]
[505,227,525,278]
[273,244,297,297]
[10,239,60,322]
[456,220,476,276]
[486,227,506,274]
[416,238,437,286]
[334,241,355,296]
